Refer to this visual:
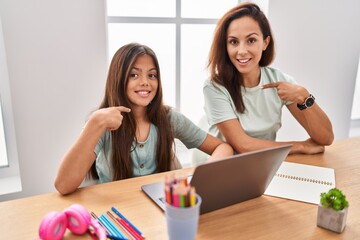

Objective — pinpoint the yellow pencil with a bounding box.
[190,187,196,207]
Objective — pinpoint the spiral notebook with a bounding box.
[264,162,336,204]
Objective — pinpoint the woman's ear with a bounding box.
[263,36,271,51]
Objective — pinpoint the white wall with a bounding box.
[268,0,360,141]
[1,0,359,201]
[0,0,107,201]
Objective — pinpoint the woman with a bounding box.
[204,2,333,155]
[55,43,233,195]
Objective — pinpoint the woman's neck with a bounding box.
[242,67,261,88]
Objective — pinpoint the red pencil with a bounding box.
[106,211,143,240]
[117,217,144,240]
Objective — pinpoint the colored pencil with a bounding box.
[100,214,127,239]
[111,207,143,237]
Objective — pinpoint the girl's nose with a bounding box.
[140,77,149,86]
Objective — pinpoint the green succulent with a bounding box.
[320,188,349,211]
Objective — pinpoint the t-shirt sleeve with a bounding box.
[169,109,207,149]
[203,80,238,126]
[94,131,108,157]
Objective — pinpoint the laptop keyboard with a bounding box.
[159,197,165,204]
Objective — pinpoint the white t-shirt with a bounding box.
[203,66,297,141]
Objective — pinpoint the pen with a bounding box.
[111,207,143,237]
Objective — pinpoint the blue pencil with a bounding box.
[97,215,117,236]
[111,207,143,236]
[107,234,128,240]
[99,214,128,239]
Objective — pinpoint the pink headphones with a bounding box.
[38,203,106,240]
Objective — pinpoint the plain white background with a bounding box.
[0,0,359,201]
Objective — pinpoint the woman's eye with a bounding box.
[229,39,238,45]
[248,38,256,44]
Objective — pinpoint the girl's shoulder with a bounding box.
[166,107,193,127]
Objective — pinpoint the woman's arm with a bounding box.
[287,103,334,145]
[217,118,325,155]
[197,134,234,162]
[262,82,334,145]
[54,106,130,195]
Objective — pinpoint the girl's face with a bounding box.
[126,54,158,110]
[226,16,270,76]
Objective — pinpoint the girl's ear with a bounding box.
[263,36,271,51]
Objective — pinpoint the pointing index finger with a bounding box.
[261,82,279,89]
[116,106,131,113]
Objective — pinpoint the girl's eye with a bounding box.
[149,73,158,79]
[129,73,138,78]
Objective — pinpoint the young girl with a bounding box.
[204,2,334,155]
[55,43,233,195]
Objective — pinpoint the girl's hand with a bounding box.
[92,106,131,131]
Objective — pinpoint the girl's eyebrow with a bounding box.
[131,67,157,72]
[131,66,142,72]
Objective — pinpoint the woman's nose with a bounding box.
[237,43,247,56]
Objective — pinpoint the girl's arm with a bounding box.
[197,134,234,162]
[54,106,130,195]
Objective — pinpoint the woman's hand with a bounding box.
[262,82,309,104]
[292,138,325,154]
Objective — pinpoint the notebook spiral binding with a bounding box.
[275,173,334,186]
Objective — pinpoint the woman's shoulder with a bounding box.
[261,66,295,83]
[203,78,229,95]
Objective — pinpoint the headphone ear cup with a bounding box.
[64,204,91,235]
[90,218,107,240]
[38,211,67,240]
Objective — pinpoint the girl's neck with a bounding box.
[132,106,148,122]
[242,67,261,88]
[132,106,151,142]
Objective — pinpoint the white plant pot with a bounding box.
[317,205,348,233]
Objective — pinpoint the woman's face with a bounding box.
[126,54,158,110]
[226,16,270,75]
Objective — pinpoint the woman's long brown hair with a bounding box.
[208,2,275,113]
[88,43,175,180]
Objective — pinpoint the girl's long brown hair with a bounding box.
[88,43,175,180]
[208,2,275,113]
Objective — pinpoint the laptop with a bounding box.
[141,144,292,214]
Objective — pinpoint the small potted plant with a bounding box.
[317,188,349,233]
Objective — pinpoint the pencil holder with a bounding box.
[165,194,202,240]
